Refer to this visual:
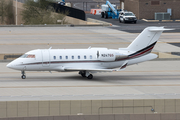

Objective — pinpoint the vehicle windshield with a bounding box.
[20,54,35,58]
[125,13,134,16]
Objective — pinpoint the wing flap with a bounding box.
[64,68,117,72]
[64,61,129,72]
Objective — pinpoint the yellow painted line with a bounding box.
[0,42,131,45]
[1,84,180,88]
[0,41,178,46]
[147,20,159,22]
[0,32,131,35]
[0,70,180,75]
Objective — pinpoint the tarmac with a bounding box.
[0,26,180,101]
[1,60,180,101]
[86,13,180,33]
[0,27,180,54]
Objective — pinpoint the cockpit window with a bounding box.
[27,55,35,58]
[20,54,28,58]
[20,54,35,58]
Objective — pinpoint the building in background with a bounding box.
[120,0,180,20]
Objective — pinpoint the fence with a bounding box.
[14,0,120,11]
[71,2,120,11]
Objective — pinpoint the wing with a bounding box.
[64,61,128,72]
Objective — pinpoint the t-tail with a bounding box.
[127,27,172,53]
[122,27,173,65]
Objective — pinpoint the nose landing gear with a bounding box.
[21,71,26,79]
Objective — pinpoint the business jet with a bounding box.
[6,27,172,79]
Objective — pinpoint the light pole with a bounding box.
[16,0,17,25]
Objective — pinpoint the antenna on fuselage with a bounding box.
[88,46,91,49]
[49,47,52,49]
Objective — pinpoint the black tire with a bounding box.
[81,73,86,77]
[79,71,86,77]
[87,74,93,79]
[119,18,121,23]
[101,12,104,18]
[105,12,108,19]
[21,75,26,79]
[134,21,137,24]
[124,19,126,23]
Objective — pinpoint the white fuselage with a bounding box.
[7,48,157,72]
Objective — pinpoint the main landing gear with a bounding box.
[79,71,93,79]
[21,71,26,79]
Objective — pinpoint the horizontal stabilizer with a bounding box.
[148,28,174,32]
[127,26,173,52]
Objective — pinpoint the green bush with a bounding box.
[0,0,14,25]
[22,0,67,25]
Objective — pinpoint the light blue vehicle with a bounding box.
[101,1,121,19]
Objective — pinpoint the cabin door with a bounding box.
[41,50,50,67]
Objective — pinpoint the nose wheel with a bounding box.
[21,71,26,79]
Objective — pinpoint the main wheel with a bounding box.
[79,71,86,77]
[21,75,26,79]
[101,12,104,18]
[81,73,86,77]
[87,74,93,79]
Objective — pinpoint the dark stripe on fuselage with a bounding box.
[129,42,156,57]
[115,42,156,61]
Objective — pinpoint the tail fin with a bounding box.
[127,27,172,52]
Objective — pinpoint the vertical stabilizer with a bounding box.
[127,27,172,52]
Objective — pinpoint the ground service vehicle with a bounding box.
[101,1,121,19]
[119,11,137,23]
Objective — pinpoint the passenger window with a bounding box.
[54,56,56,59]
[78,56,80,59]
[66,56,68,59]
[90,55,92,59]
[72,56,74,59]
[84,55,86,59]
[60,56,62,59]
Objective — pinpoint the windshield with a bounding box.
[125,13,134,16]
[20,54,35,58]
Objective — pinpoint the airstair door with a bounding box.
[41,50,50,67]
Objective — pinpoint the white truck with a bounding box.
[119,11,137,23]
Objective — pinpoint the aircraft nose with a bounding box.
[6,62,13,68]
